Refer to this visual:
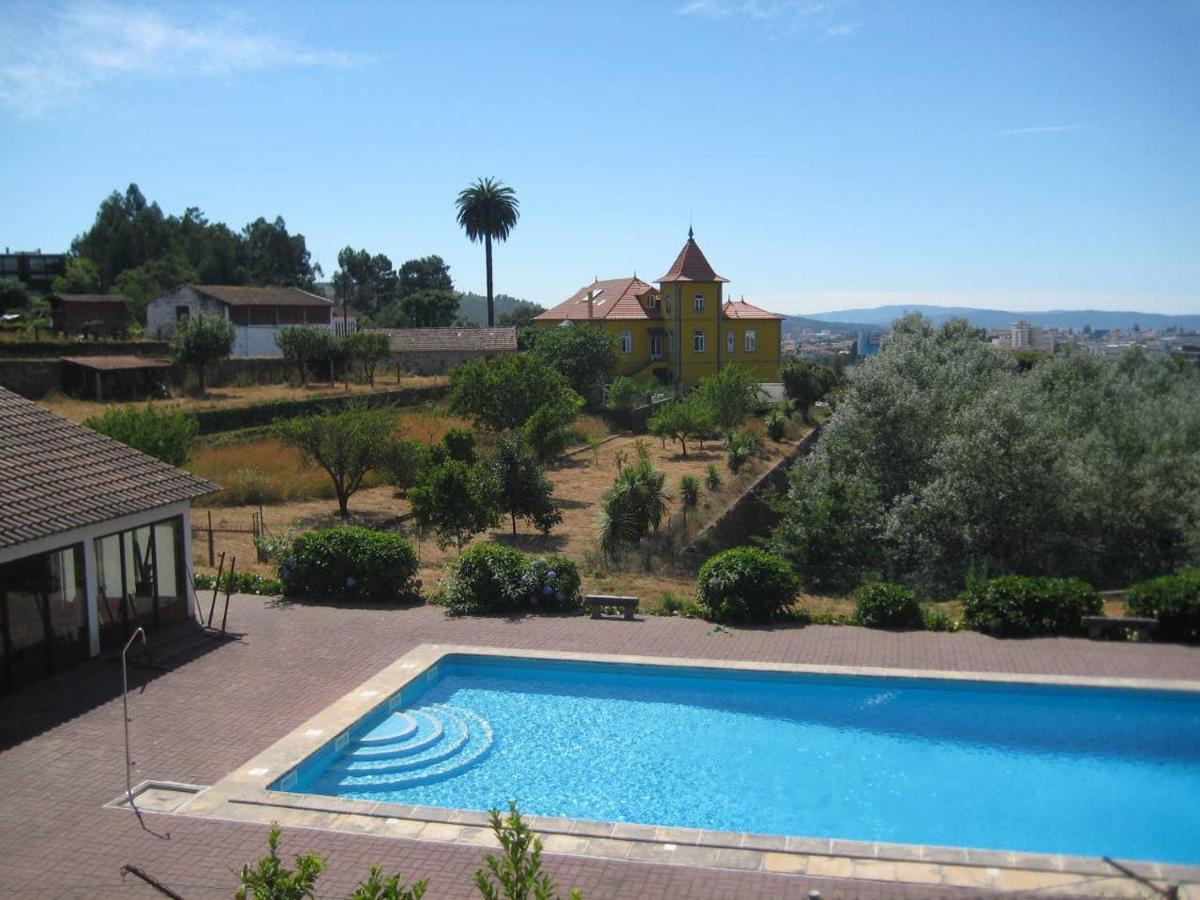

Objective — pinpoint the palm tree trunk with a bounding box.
[485,234,494,327]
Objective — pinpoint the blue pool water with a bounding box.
[280,655,1200,864]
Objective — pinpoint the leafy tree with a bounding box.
[489,431,562,535]
[342,330,391,385]
[455,177,519,327]
[72,184,172,287]
[772,314,1200,596]
[694,364,759,433]
[780,357,836,423]
[379,439,432,491]
[350,866,427,900]
[498,300,546,329]
[475,803,582,900]
[276,325,335,387]
[274,405,394,519]
[599,457,671,559]
[242,215,321,287]
[236,823,325,900]
[648,395,714,457]
[333,246,397,314]
[170,313,234,394]
[383,288,458,328]
[449,353,580,432]
[51,257,102,294]
[83,405,198,466]
[408,458,500,549]
[25,298,52,340]
[533,325,617,401]
[0,278,30,310]
[113,252,198,320]
[606,376,652,411]
[522,393,583,463]
[397,255,453,296]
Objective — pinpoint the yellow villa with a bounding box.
[533,231,784,387]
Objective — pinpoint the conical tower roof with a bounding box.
[655,229,729,283]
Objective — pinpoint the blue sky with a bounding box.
[1,1,1197,315]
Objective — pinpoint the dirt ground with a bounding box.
[40,372,448,423]
[193,430,804,602]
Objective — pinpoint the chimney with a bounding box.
[586,290,595,320]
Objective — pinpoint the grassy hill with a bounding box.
[455,292,531,326]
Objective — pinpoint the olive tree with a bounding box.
[170,314,234,394]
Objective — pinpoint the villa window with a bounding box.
[645,295,657,309]
[727,330,736,353]
[650,334,663,358]
[745,329,757,353]
[665,296,672,315]
[693,329,706,353]
[175,305,190,322]
[693,294,705,312]
[619,330,632,353]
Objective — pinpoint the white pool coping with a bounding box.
[168,644,1200,896]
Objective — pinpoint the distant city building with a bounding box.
[856,331,881,357]
[0,250,67,293]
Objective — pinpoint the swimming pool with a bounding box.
[273,653,1200,866]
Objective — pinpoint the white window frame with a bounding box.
[693,294,705,312]
[693,329,706,353]
[645,295,657,309]
[619,329,633,353]
[745,329,757,353]
[727,330,736,353]
[650,333,663,357]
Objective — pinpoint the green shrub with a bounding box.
[280,527,421,604]
[696,547,798,623]
[442,427,477,462]
[764,408,788,442]
[679,475,700,508]
[236,824,324,900]
[704,464,722,491]
[194,571,284,596]
[854,581,923,629]
[475,803,583,900]
[961,575,1101,636]
[607,376,651,411]
[1125,569,1200,642]
[83,404,198,466]
[922,608,960,632]
[441,544,580,616]
[724,428,762,473]
[652,592,701,617]
[380,439,431,491]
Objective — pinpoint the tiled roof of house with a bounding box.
[0,386,220,550]
[47,294,133,305]
[535,276,659,322]
[656,232,729,284]
[722,300,784,320]
[190,285,333,308]
[60,356,170,371]
[367,326,518,353]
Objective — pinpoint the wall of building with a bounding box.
[234,325,287,358]
[146,286,226,341]
[392,349,510,375]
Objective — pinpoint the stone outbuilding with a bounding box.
[146,284,334,358]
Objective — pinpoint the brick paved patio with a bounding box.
[1,597,1196,899]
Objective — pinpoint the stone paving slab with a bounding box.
[0,597,1197,898]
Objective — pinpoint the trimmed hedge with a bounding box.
[279,527,420,604]
[962,575,1101,637]
[194,571,283,596]
[1126,569,1200,642]
[696,546,798,624]
[441,544,582,617]
[191,385,446,435]
[855,581,923,629]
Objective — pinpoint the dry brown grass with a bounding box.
[39,373,449,423]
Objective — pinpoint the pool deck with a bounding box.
[2,596,1199,899]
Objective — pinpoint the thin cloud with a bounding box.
[0,2,369,114]
[677,0,864,37]
[997,125,1091,136]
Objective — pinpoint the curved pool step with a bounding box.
[358,711,419,745]
[349,710,444,758]
[318,704,492,791]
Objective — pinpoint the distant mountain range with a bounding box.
[802,305,1200,332]
[782,315,881,336]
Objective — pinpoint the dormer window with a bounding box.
[645,295,657,309]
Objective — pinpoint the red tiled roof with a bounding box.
[535,276,660,322]
[656,232,729,284]
[190,285,333,308]
[366,326,517,353]
[0,386,219,550]
[722,300,784,320]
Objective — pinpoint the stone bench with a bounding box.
[586,595,638,620]
[1081,615,1157,641]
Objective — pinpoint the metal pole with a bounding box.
[122,626,146,808]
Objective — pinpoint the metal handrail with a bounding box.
[122,627,146,808]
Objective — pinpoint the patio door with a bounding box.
[0,545,88,691]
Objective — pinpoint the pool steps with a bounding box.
[313,704,493,791]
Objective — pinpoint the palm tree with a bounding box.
[455,177,520,327]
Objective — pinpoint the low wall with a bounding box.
[683,426,821,562]
[0,359,62,398]
[190,383,449,434]
[0,354,296,398]
[0,340,169,359]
